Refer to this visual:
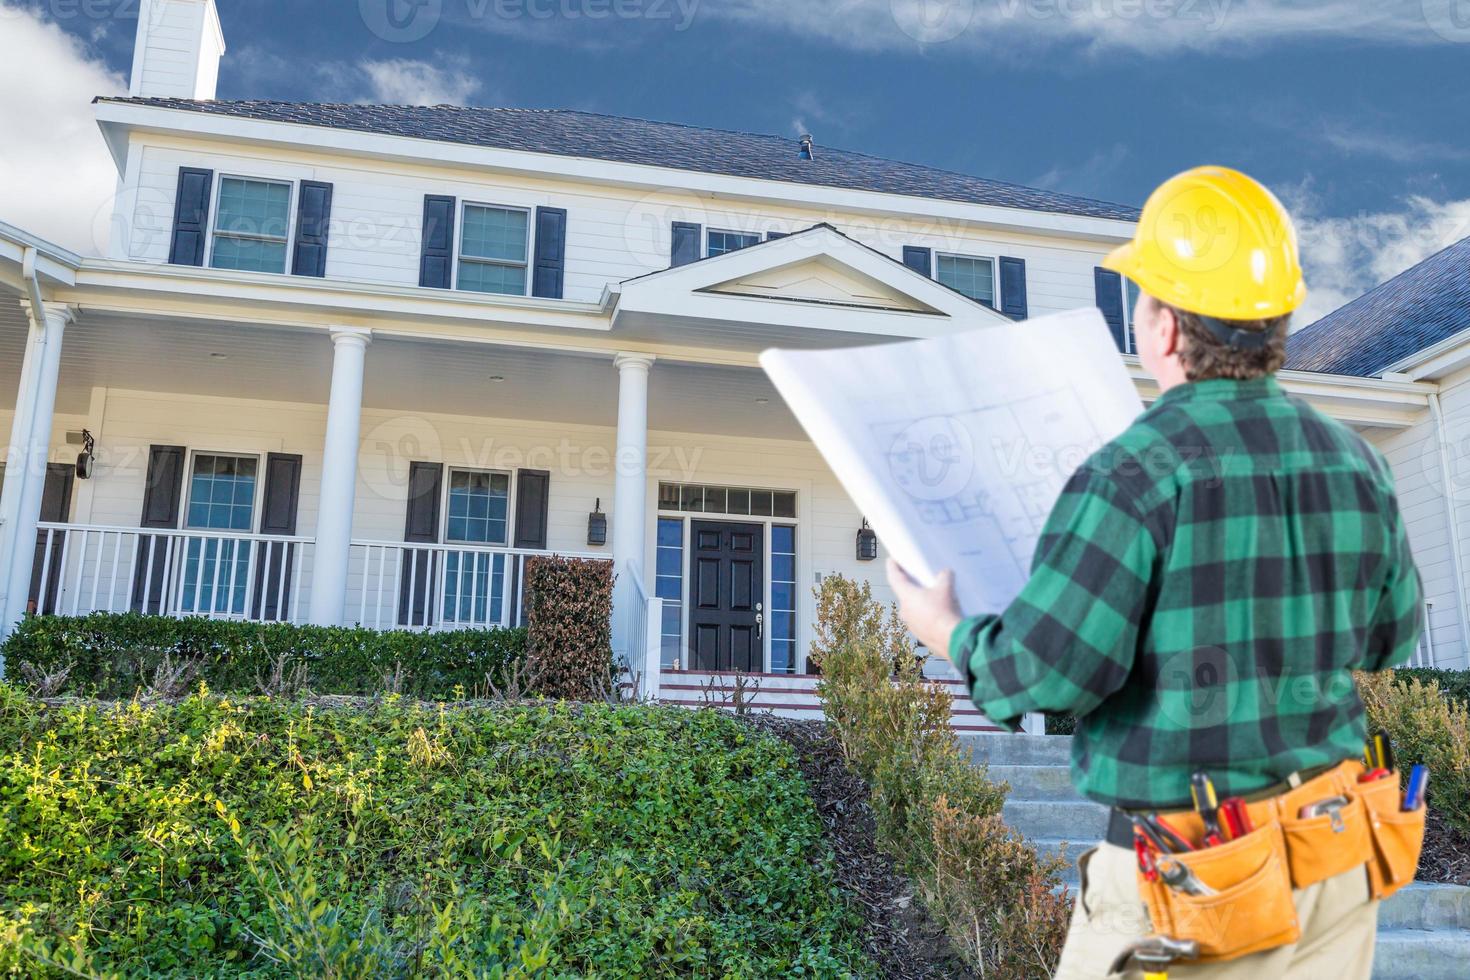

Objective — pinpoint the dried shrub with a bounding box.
[144,651,200,701]
[254,649,308,699]
[700,670,763,717]
[810,575,916,676]
[15,661,73,698]
[524,557,614,701]
[815,573,1065,977]
[1358,669,1470,832]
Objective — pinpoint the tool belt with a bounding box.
[1111,759,1426,964]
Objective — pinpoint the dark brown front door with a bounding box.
[689,520,764,672]
[29,464,75,615]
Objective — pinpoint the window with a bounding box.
[707,229,761,257]
[181,453,258,615]
[1121,276,1142,354]
[936,253,996,306]
[442,469,511,624]
[211,177,293,274]
[771,525,797,674]
[656,518,684,668]
[658,483,797,519]
[458,204,529,296]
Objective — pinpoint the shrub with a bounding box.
[1,613,526,700]
[524,556,614,700]
[813,575,1068,978]
[1358,669,1470,833]
[0,690,872,976]
[809,575,915,676]
[1394,667,1470,711]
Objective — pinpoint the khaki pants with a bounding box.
[1054,842,1379,979]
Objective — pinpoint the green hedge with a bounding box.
[1,613,526,699]
[0,691,871,976]
[1395,667,1470,710]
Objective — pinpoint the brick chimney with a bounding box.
[128,0,226,100]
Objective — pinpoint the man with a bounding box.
[889,166,1423,979]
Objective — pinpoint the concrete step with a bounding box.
[988,763,1079,801]
[1377,882,1470,932]
[1372,927,1470,979]
[1003,799,1109,842]
[961,732,1073,768]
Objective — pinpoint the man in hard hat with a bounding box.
[889,167,1423,978]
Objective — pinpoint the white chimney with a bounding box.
[128,0,226,101]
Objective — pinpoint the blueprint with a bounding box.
[761,308,1143,615]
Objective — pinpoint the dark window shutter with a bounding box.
[131,445,187,614]
[168,167,213,267]
[513,469,551,550]
[671,222,702,267]
[766,231,789,241]
[998,256,1028,321]
[531,206,568,299]
[253,453,303,622]
[419,195,457,289]
[1095,267,1127,352]
[902,246,932,277]
[291,181,334,278]
[398,461,443,626]
[29,464,75,615]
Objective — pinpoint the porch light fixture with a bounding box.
[75,429,96,480]
[587,498,608,547]
[856,518,878,562]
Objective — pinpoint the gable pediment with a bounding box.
[702,255,939,313]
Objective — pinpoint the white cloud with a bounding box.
[1286,185,1470,327]
[358,58,483,106]
[702,1,1470,55]
[0,3,126,255]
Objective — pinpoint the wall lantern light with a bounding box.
[75,429,96,480]
[856,518,878,562]
[588,498,608,547]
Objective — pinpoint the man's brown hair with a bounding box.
[1156,298,1291,382]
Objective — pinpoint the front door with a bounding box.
[688,520,764,672]
[28,464,75,615]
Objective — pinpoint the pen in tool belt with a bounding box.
[1403,765,1429,811]
[1189,772,1225,847]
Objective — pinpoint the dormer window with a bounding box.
[210,177,294,274]
[457,204,531,296]
[707,229,761,257]
[935,253,996,307]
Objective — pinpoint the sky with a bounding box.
[3,0,1470,324]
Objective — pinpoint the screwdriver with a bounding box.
[1190,772,1226,847]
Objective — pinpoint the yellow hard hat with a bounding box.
[1103,166,1306,321]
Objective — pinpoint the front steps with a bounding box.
[961,732,1470,979]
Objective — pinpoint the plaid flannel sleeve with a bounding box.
[1363,495,1424,672]
[949,467,1159,730]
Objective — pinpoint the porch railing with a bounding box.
[626,566,664,701]
[28,524,611,632]
[346,540,609,631]
[33,522,313,623]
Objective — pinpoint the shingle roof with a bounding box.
[95,99,1139,222]
[1287,235,1470,377]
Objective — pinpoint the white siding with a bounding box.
[130,0,222,101]
[121,136,1117,314]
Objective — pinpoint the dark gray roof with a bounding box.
[96,98,1139,222]
[1287,235,1470,377]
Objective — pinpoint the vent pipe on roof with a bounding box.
[799,134,815,161]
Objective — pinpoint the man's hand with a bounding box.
[887,560,965,663]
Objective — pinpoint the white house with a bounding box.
[0,1,1453,729]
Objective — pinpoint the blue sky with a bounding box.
[5,0,1470,321]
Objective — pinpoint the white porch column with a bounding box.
[307,328,371,626]
[1,305,71,642]
[611,353,655,664]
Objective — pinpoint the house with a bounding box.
[0,1,1451,732]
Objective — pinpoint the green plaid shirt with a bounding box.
[952,377,1423,810]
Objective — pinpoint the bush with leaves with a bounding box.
[524,556,614,700]
[1358,668,1470,834]
[0,687,871,976]
[1,613,526,700]
[813,574,1068,979]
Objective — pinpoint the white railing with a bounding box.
[32,523,313,622]
[627,567,664,701]
[346,540,609,632]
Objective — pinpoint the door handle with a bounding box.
[755,602,763,640]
